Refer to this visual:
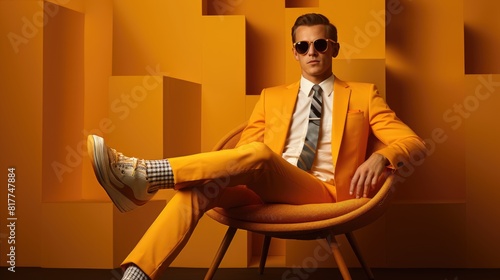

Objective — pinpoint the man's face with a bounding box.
[293,24,339,84]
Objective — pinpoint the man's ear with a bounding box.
[292,47,300,61]
[332,43,340,58]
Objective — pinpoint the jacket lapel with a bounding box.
[331,77,351,167]
[267,81,300,153]
[267,78,351,162]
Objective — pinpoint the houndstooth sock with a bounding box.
[146,159,175,192]
[122,265,149,280]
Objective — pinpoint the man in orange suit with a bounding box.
[87,13,425,280]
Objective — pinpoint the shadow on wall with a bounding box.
[464,24,500,74]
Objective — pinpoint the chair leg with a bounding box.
[259,235,272,275]
[345,232,375,280]
[327,235,352,280]
[204,227,237,280]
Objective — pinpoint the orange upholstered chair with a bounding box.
[204,122,396,280]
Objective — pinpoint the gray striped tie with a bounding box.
[298,84,322,171]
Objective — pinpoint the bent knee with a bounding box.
[238,142,275,162]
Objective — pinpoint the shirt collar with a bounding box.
[299,74,335,97]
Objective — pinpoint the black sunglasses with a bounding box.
[293,39,337,55]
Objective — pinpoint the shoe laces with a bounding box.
[112,149,139,176]
[130,158,138,176]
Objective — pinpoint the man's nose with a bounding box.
[307,43,317,55]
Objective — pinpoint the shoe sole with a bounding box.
[87,135,137,213]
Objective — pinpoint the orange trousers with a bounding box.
[122,142,336,279]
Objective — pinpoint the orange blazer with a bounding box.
[236,77,426,201]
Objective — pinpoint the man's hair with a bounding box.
[291,13,338,43]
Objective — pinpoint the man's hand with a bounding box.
[349,153,388,198]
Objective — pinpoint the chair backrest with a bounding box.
[212,122,247,150]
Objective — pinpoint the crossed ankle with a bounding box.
[122,264,149,280]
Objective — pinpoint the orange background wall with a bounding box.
[0,0,499,272]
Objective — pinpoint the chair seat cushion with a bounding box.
[211,198,370,224]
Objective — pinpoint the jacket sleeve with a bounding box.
[368,86,427,170]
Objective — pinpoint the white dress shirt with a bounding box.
[282,75,335,184]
